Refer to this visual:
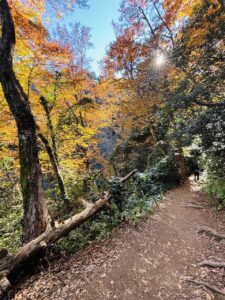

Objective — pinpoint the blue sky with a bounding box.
[64,0,121,74]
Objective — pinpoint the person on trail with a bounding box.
[194,166,200,181]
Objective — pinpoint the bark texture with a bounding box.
[0,0,49,242]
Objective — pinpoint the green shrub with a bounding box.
[204,175,225,208]
[57,204,122,253]
[121,194,160,224]
[0,150,181,254]
[57,166,175,253]
[0,196,23,252]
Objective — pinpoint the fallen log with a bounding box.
[198,226,225,240]
[0,169,137,297]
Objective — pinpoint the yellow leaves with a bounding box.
[0,95,17,160]
[0,1,110,182]
[39,151,51,173]
[187,27,208,47]
[178,0,202,18]
[61,158,86,173]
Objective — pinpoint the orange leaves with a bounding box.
[10,0,46,49]
[9,0,72,66]
[163,0,202,28]
[105,26,147,81]
[39,40,71,61]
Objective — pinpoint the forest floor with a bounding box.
[12,178,225,300]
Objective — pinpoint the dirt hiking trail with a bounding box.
[12,180,225,300]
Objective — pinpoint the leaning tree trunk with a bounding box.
[38,132,70,205]
[39,96,70,204]
[0,0,49,242]
[39,96,59,163]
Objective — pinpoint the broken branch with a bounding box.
[121,169,137,183]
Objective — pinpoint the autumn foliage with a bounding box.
[0,0,224,273]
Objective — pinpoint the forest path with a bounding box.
[13,179,225,300]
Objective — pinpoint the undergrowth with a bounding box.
[0,149,182,254]
[57,150,181,253]
[204,175,225,209]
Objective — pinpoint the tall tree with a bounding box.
[0,0,49,242]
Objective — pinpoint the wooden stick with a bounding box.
[121,169,138,183]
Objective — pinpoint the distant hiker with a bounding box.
[194,166,200,181]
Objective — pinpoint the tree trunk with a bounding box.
[40,96,59,163]
[39,96,70,204]
[0,0,49,242]
[38,132,70,205]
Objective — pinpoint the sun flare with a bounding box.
[155,53,166,67]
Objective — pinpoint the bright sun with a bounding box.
[155,53,166,67]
